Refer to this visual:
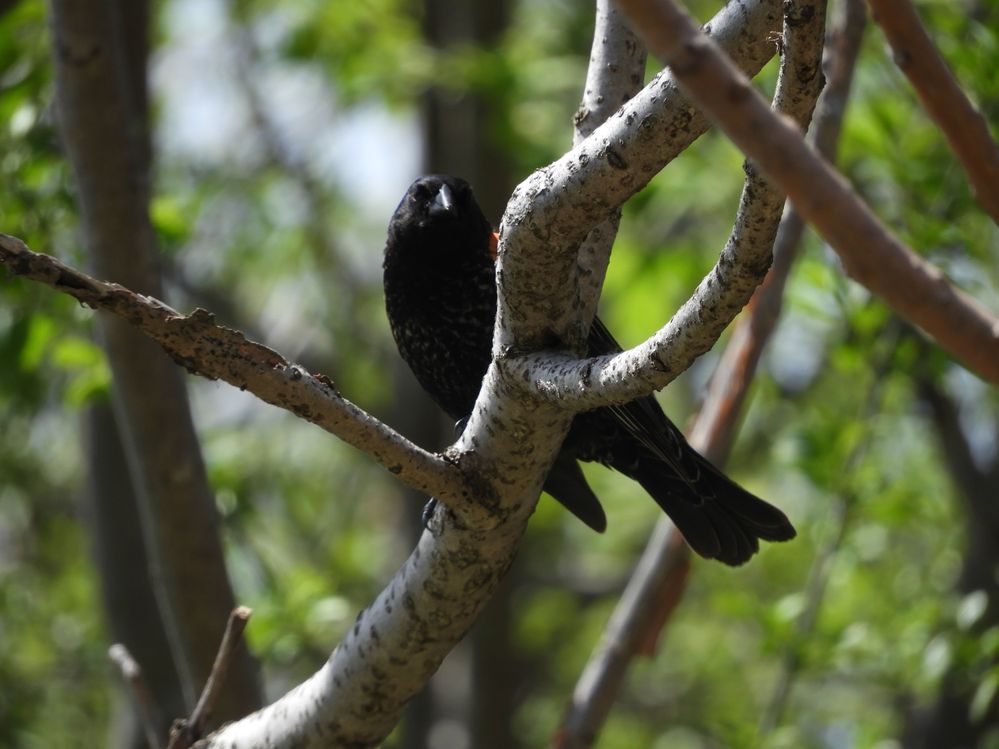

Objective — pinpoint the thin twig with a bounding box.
[0,234,478,515]
[109,643,166,749]
[867,0,999,225]
[167,607,253,749]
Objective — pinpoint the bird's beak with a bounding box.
[429,183,455,217]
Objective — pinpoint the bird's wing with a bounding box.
[586,316,703,486]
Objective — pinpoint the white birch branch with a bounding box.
[493,0,783,356]
[572,0,647,329]
[4,2,790,746]
[558,2,829,743]
[201,2,787,746]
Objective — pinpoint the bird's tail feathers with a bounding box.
[634,454,795,566]
[542,453,608,533]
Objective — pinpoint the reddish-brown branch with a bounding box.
[614,0,999,384]
[554,524,689,749]
[556,4,831,745]
[867,0,999,225]
[558,4,871,744]
[694,0,868,463]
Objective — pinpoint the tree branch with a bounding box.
[167,607,253,749]
[47,0,263,718]
[0,234,476,511]
[694,0,867,464]
[493,0,783,355]
[598,0,999,385]
[199,515,527,747]
[558,2,832,743]
[867,0,999,225]
[572,0,647,328]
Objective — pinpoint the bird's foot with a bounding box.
[421,498,438,529]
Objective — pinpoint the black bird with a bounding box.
[383,174,795,565]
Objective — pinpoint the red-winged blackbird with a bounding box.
[384,175,795,565]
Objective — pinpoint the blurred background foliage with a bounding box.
[1,0,998,747]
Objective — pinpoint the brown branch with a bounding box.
[0,234,477,512]
[556,5,830,744]
[554,523,689,749]
[109,643,166,749]
[867,0,999,225]
[167,607,253,749]
[694,0,868,464]
[556,3,875,742]
[48,0,263,717]
[603,0,999,386]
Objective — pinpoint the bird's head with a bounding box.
[387,175,495,262]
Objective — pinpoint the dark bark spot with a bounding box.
[190,308,215,325]
[605,147,627,170]
[55,40,101,67]
[783,1,816,27]
[53,269,95,292]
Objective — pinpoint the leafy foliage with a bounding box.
[1,0,997,746]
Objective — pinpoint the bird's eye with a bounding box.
[411,183,431,202]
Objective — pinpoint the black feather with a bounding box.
[383,175,795,565]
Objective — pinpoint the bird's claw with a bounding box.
[421,498,438,529]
